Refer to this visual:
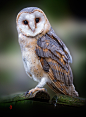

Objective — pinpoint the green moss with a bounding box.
[58,95,86,106]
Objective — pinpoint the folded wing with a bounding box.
[36,27,73,95]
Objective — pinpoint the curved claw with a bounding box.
[25,91,29,97]
[30,92,32,95]
[44,88,47,92]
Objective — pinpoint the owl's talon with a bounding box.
[30,92,32,95]
[26,87,47,96]
[44,88,47,92]
[25,91,29,97]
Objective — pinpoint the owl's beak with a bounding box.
[28,21,35,32]
[31,28,35,32]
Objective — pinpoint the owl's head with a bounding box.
[16,7,51,37]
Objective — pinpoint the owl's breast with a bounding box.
[22,48,47,82]
[19,35,49,82]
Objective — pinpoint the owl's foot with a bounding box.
[25,87,47,96]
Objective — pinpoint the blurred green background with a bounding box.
[0,0,86,98]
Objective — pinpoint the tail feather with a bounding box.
[71,84,79,97]
[47,82,79,97]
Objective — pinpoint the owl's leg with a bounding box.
[25,78,47,96]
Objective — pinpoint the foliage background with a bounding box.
[0,0,86,98]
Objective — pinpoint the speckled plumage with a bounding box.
[16,7,79,96]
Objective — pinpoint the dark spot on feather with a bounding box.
[52,86,56,89]
[60,88,63,91]
[42,59,50,72]
[53,79,57,82]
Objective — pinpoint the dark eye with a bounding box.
[35,18,40,23]
[23,20,28,25]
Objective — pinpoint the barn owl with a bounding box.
[16,7,79,97]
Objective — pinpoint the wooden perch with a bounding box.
[0,91,86,117]
[0,90,86,106]
[51,94,86,107]
[0,91,50,103]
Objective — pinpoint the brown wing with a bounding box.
[35,27,73,95]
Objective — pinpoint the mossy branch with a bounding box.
[0,91,50,103]
[0,90,86,107]
[0,91,86,116]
